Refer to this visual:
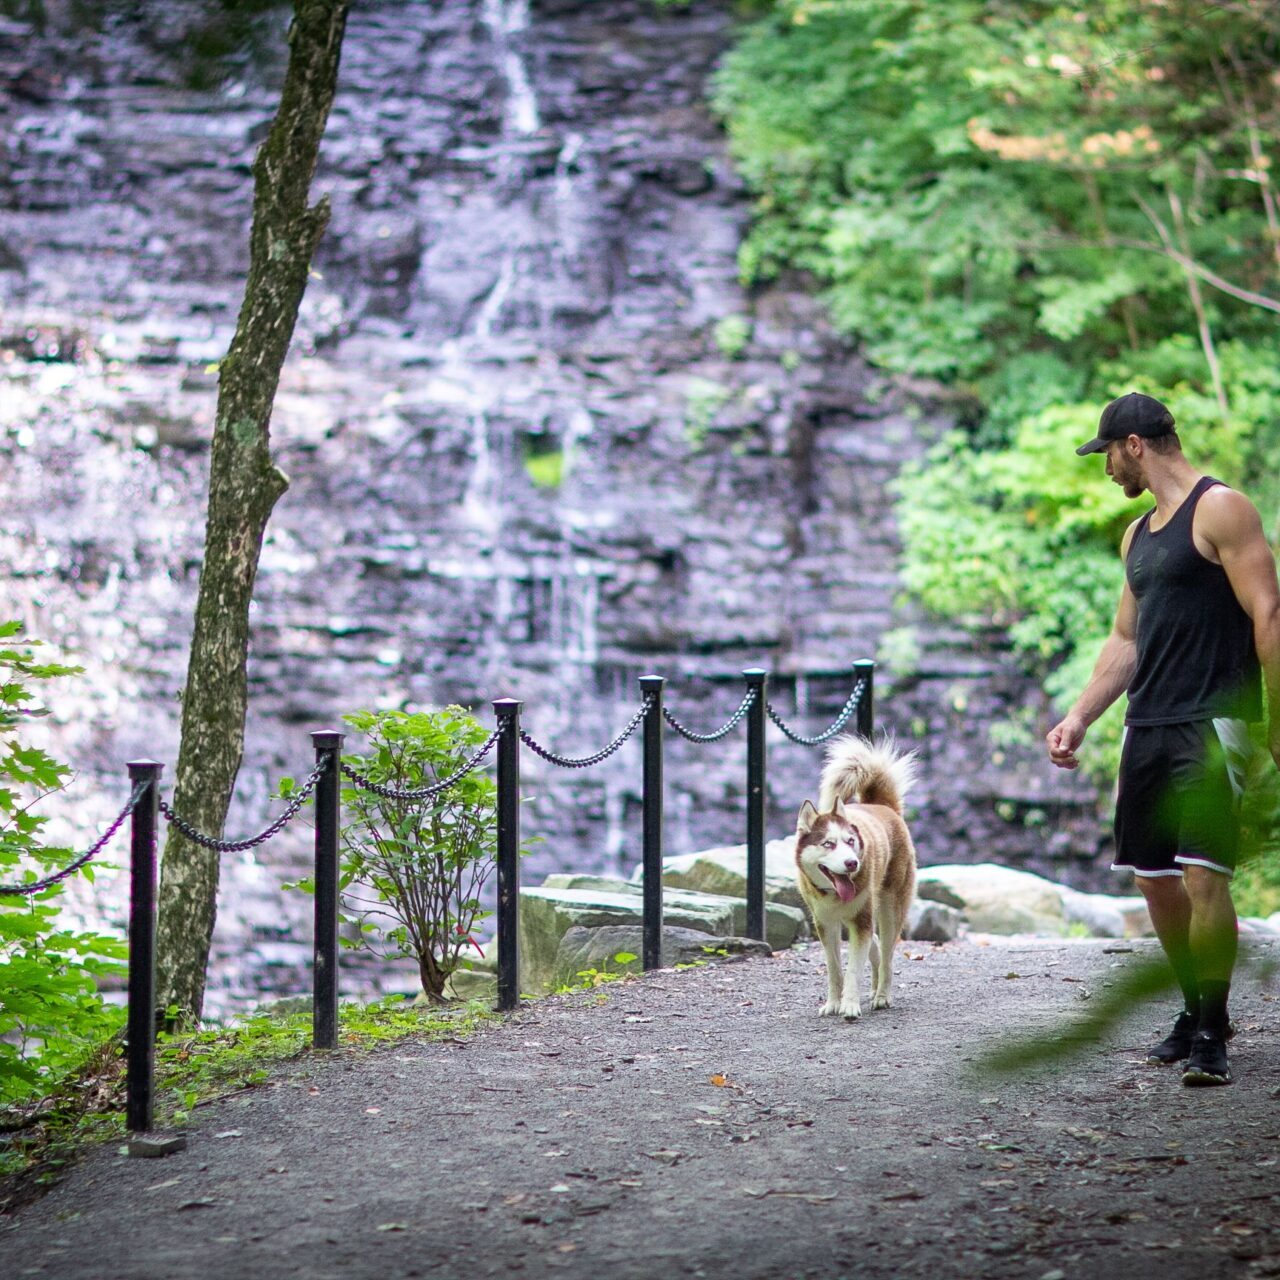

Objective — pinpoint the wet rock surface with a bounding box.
[0,0,1105,1013]
[4,937,1280,1278]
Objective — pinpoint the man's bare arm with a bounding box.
[1198,487,1280,768]
[1046,521,1141,769]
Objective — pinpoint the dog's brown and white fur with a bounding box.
[795,735,918,1020]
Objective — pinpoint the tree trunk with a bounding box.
[156,0,350,1022]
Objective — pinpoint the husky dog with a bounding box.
[795,735,918,1020]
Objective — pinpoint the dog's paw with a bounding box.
[871,993,891,1011]
[839,1001,862,1021]
[819,999,841,1017]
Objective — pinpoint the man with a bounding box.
[1047,391,1280,1087]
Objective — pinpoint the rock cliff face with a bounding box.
[0,0,1104,1010]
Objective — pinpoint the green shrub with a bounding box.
[0,622,127,1106]
[284,706,527,1003]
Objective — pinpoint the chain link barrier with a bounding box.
[0,779,149,897]
[765,676,868,746]
[340,726,503,802]
[160,757,329,853]
[520,694,654,769]
[662,686,758,744]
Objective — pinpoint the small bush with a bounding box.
[285,706,528,1003]
[0,622,126,1106]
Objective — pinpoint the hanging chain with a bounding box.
[520,694,654,769]
[765,676,868,746]
[340,726,503,801]
[160,758,329,853]
[662,686,758,744]
[0,779,149,897]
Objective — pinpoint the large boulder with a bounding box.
[541,874,642,896]
[906,900,965,943]
[916,863,1151,938]
[632,837,806,912]
[553,925,771,988]
[1060,886,1153,938]
[518,884,806,992]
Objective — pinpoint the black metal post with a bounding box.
[639,675,665,971]
[744,668,768,943]
[855,658,875,738]
[311,730,344,1050]
[126,760,162,1133]
[494,699,522,1012]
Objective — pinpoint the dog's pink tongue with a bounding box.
[833,875,856,904]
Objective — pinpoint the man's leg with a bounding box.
[1135,874,1199,1018]
[1182,864,1237,1034]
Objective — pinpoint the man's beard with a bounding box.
[1112,456,1145,498]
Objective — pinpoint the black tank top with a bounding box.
[1124,476,1262,726]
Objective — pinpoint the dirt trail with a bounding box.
[4,936,1280,1280]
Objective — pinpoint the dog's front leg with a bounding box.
[815,920,843,1016]
[839,917,873,1020]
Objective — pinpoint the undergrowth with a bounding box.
[0,995,498,1216]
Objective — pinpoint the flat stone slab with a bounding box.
[125,1135,188,1159]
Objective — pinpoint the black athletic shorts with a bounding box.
[1112,719,1249,879]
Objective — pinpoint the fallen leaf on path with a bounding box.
[1064,1126,1106,1144]
[645,1150,682,1166]
[176,1198,219,1210]
[365,1107,382,1115]
[376,1223,407,1232]
[882,1188,926,1201]
[145,1179,182,1192]
[214,1130,242,1139]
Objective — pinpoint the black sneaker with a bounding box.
[1182,1031,1232,1087]
[1146,1010,1198,1064]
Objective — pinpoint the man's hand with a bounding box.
[1047,714,1087,770]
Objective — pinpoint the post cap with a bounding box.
[127,759,164,777]
[638,674,665,689]
[492,697,524,712]
[742,668,768,685]
[311,730,345,749]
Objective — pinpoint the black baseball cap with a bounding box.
[1075,392,1175,455]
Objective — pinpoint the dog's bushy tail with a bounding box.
[817,734,917,815]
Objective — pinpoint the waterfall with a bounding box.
[481,0,540,137]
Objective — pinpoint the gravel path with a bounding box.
[4,936,1280,1279]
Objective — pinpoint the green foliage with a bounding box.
[524,449,565,490]
[283,706,524,1003]
[716,1,1280,386]
[683,376,732,449]
[154,995,498,1120]
[0,996,498,1202]
[0,622,126,1105]
[552,952,638,993]
[718,4,1280,908]
[713,314,753,360]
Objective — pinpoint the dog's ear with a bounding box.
[796,800,820,833]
